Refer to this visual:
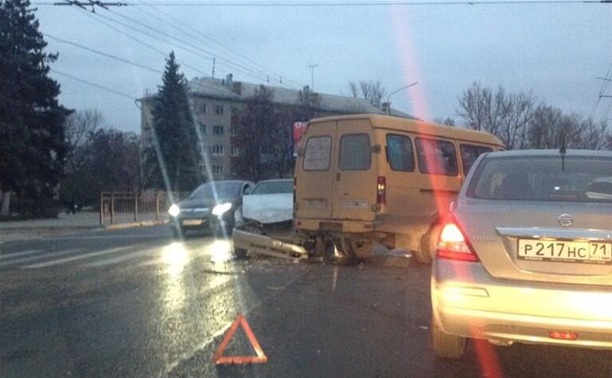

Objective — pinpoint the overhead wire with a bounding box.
[131,1,300,88]
[73,7,210,75]
[591,61,612,119]
[33,1,612,6]
[44,32,162,74]
[51,68,136,100]
[102,7,287,85]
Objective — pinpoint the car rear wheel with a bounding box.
[417,223,442,264]
[432,318,466,359]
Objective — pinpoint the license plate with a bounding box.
[518,239,612,264]
[182,219,203,226]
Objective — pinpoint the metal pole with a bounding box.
[134,192,138,222]
[386,81,418,115]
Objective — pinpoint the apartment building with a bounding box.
[140,74,411,181]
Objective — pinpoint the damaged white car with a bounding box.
[233,178,308,259]
[236,178,294,230]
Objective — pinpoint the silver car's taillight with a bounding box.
[436,222,479,262]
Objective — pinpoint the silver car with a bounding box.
[431,149,612,359]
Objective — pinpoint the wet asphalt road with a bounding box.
[0,226,611,378]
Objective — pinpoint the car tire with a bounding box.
[431,318,466,359]
[416,223,442,264]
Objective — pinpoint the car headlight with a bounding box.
[168,204,180,217]
[212,202,232,216]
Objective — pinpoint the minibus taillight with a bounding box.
[376,176,386,205]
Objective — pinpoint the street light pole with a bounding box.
[386,81,418,115]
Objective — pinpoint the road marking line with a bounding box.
[85,248,156,267]
[0,249,82,268]
[0,249,44,260]
[22,246,133,269]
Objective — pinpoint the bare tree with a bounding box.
[457,83,535,149]
[64,109,104,174]
[349,80,386,108]
[528,105,562,149]
[578,118,612,150]
[527,106,611,150]
[433,117,456,126]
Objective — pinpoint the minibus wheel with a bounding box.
[320,236,359,265]
[341,236,374,259]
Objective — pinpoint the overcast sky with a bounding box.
[33,0,612,134]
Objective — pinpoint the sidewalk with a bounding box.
[0,211,167,242]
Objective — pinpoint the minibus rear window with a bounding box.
[303,136,332,171]
[339,134,371,171]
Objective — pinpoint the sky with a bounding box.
[32,0,612,134]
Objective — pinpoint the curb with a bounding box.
[105,220,167,230]
[0,220,168,243]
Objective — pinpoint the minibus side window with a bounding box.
[303,136,332,171]
[460,144,493,175]
[339,134,371,171]
[415,138,458,176]
[386,134,415,172]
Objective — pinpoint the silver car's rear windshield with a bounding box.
[466,155,612,202]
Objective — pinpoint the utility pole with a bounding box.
[308,64,318,91]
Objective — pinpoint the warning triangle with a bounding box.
[212,313,268,365]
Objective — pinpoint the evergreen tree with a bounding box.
[143,52,200,192]
[0,0,70,210]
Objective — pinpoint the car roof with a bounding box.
[256,179,293,183]
[199,179,251,185]
[484,149,612,159]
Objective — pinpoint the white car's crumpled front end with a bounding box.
[242,192,293,225]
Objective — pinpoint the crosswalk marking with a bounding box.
[0,249,82,268]
[22,246,134,269]
[2,240,222,271]
[85,248,156,268]
[0,249,44,260]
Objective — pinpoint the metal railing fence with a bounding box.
[99,191,187,226]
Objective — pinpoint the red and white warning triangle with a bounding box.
[212,313,268,365]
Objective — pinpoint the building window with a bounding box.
[197,143,207,154]
[213,125,224,135]
[212,165,223,174]
[200,103,207,114]
[231,127,238,136]
[231,146,239,156]
[198,122,206,134]
[212,145,224,155]
[215,105,224,115]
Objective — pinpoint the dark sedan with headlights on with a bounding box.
[168,180,255,238]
